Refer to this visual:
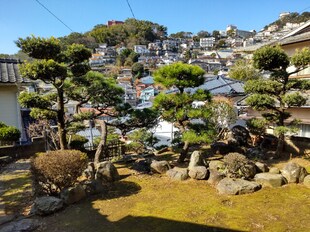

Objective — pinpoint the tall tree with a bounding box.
[153,62,215,162]
[67,71,159,163]
[17,36,91,149]
[242,46,310,156]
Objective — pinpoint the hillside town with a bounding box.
[1,9,310,232]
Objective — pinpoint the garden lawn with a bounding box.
[37,158,310,232]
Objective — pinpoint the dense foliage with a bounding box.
[0,122,21,143]
[88,18,167,48]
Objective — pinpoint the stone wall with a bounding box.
[0,137,45,159]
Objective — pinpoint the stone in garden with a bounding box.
[217,178,261,195]
[60,184,86,205]
[303,175,310,187]
[82,179,106,196]
[188,166,208,180]
[150,160,171,174]
[246,147,265,159]
[208,160,225,171]
[269,167,280,174]
[131,158,151,173]
[281,162,308,183]
[255,162,269,173]
[31,196,64,215]
[84,162,95,180]
[188,150,204,169]
[166,167,188,181]
[207,169,226,185]
[211,142,231,155]
[95,161,120,182]
[0,218,40,232]
[254,173,286,187]
[231,125,251,146]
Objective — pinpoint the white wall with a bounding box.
[0,85,20,129]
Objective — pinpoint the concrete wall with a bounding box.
[0,85,20,129]
[0,138,45,159]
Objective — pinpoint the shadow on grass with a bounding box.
[39,199,245,232]
[0,174,32,215]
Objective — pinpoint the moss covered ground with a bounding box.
[36,156,310,232]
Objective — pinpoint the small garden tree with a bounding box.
[235,46,310,157]
[153,62,215,162]
[17,36,92,149]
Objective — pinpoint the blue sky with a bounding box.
[1,0,310,54]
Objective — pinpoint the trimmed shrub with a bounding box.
[68,134,88,150]
[0,124,21,142]
[31,150,88,195]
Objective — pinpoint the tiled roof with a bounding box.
[0,59,23,83]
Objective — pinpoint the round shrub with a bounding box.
[68,134,88,150]
[31,150,88,195]
[0,126,21,142]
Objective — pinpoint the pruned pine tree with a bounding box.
[153,62,215,162]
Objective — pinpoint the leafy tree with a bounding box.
[212,30,220,40]
[242,46,310,156]
[246,118,267,145]
[196,30,210,39]
[153,62,215,162]
[131,62,144,79]
[228,59,261,81]
[116,48,139,67]
[16,36,92,149]
[67,71,159,163]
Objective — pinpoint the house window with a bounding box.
[297,124,310,138]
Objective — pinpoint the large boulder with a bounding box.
[255,162,269,173]
[188,150,204,169]
[208,160,225,172]
[207,169,225,185]
[150,160,171,174]
[254,173,286,187]
[0,219,40,232]
[246,147,265,159]
[217,178,261,195]
[223,153,257,179]
[31,196,64,215]
[166,168,188,181]
[230,125,251,147]
[82,179,106,196]
[60,184,86,205]
[281,162,308,183]
[211,142,231,155]
[188,166,208,180]
[269,167,280,174]
[303,175,310,188]
[131,158,151,173]
[95,161,120,182]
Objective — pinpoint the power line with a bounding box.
[34,0,74,32]
[299,6,310,13]
[126,0,136,19]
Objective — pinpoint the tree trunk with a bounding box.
[94,120,108,164]
[57,88,67,150]
[178,140,189,163]
[275,133,285,158]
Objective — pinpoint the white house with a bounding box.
[0,59,27,142]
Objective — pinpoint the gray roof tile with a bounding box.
[0,59,23,83]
